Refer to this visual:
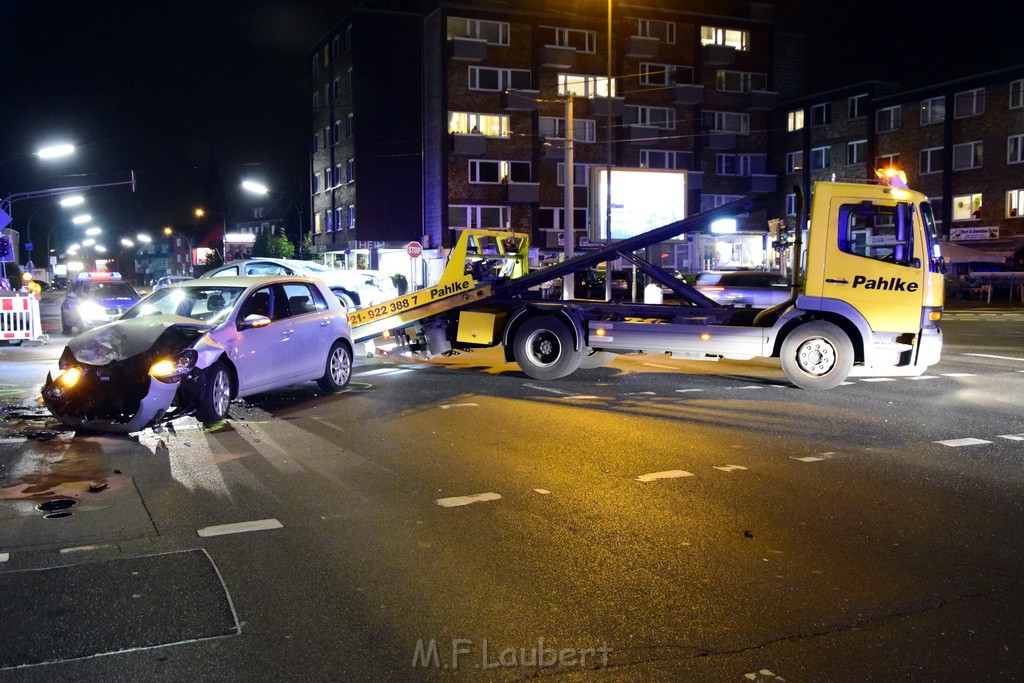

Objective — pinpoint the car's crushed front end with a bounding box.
[42,318,215,433]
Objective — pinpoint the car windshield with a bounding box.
[123,285,246,323]
[295,261,331,273]
[79,282,137,298]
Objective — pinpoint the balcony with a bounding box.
[504,182,540,203]
[540,45,576,69]
[674,84,704,106]
[705,132,737,149]
[703,44,736,66]
[743,90,780,111]
[623,125,661,143]
[624,35,659,58]
[501,89,541,111]
[583,95,625,118]
[748,174,777,193]
[449,37,487,62]
[450,133,488,156]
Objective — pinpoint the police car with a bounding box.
[60,271,141,335]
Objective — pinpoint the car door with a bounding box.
[279,282,332,378]
[229,285,299,393]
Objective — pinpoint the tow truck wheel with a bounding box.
[579,348,616,369]
[317,340,353,392]
[197,361,233,424]
[780,321,854,390]
[513,315,583,380]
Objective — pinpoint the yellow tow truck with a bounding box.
[350,173,944,390]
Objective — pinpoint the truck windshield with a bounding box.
[919,201,943,272]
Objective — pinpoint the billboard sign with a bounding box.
[589,168,687,241]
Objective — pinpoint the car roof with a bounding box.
[164,274,323,289]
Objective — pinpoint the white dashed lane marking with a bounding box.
[998,434,1024,441]
[439,403,478,409]
[791,454,833,462]
[940,373,977,378]
[859,377,897,383]
[197,519,284,537]
[713,465,749,473]
[637,470,694,482]
[934,438,993,447]
[436,492,502,508]
[0,553,9,563]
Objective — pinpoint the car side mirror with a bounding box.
[239,314,272,330]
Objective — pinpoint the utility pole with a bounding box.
[563,94,575,300]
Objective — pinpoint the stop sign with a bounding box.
[407,241,423,258]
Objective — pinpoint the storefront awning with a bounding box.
[940,237,1024,265]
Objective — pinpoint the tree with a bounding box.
[301,232,315,260]
[252,229,295,259]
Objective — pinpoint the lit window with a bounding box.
[787,110,804,132]
[700,26,748,51]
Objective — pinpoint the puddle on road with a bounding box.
[0,434,110,502]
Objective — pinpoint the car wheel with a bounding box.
[513,315,583,380]
[317,341,353,392]
[579,348,616,369]
[780,321,854,390]
[197,361,233,423]
[61,313,72,335]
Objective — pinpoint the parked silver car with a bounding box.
[201,258,398,310]
[693,270,792,308]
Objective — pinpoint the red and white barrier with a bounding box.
[0,293,47,344]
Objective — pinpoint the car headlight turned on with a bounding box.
[148,350,198,383]
[44,366,84,399]
[77,301,109,322]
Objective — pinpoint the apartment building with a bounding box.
[779,64,1024,268]
[311,1,803,278]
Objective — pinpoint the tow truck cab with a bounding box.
[799,178,944,373]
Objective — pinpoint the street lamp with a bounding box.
[36,144,75,160]
[241,179,305,257]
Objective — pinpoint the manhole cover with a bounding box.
[35,498,78,513]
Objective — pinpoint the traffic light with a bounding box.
[0,235,11,262]
[772,226,793,251]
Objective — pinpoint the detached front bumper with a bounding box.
[41,369,180,434]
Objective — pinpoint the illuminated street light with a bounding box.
[120,238,134,248]
[137,233,152,243]
[85,227,102,236]
[71,214,91,225]
[60,195,85,207]
[94,245,107,253]
[241,180,269,195]
[82,238,96,247]
[36,143,75,160]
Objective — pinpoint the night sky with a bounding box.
[0,1,345,257]
[0,1,1016,260]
